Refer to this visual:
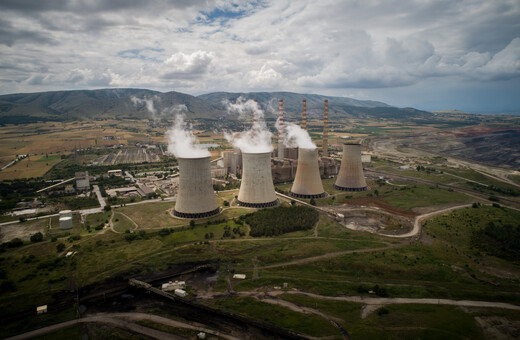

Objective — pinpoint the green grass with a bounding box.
[351,304,485,340]
[36,155,62,162]
[30,325,82,340]
[380,184,470,209]
[113,212,135,232]
[205,296,340,337]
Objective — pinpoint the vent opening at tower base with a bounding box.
[173,207,221,219]
[289,192,327,199]
[333,185,370,192]
[236,199,279,208]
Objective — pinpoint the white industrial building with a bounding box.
[59,210,73,230]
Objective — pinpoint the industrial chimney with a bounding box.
[174,156,220,218]
[278,99,285,159]
[290,148,326,198]
[334,144,369,191]
[302,99,307,130]
[237,152,278,207]
[322,100,328,157]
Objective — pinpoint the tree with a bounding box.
[190,220,195,227]
[103,205,111,212]
[56,243,66,253]
[310,198,316,206]
[30,232,43,243]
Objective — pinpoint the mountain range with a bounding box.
[0,88,430,124]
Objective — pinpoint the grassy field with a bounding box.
[113,212,136,232]
[279,294,487,340]
[0,156,63,180]
[205,296,340,337]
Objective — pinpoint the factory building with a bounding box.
[237,152,278,207]
[290,148,326,198]
[173,156,220,218]
[75,171,90,191]
[334,144,369,191]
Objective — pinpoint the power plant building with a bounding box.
[75,171,90,191]
[174,156,220,218]
[334,144,369,191]
[237,152,278,208]
[290,148,326,198]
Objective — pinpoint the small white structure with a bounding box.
[59,210,73,230]
[161,280,186,292]
[108,169,123,177]
[233,274,246,280]
[197,332,206,339]
[36,305,47,314]
[361,153,372,163]
[174,289,186,297]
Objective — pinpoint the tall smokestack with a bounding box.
[237,152,278,207]
[334,144,369,191]
[174,156,220,218]
[302,99,307,130]
[253,99,259,126]
[290,148,326,198]
[278,99,285,159]
[322,100,328,157]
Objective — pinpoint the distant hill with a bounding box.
[0,88,430,124]
[0,88,225,124]
[198,91,429,120]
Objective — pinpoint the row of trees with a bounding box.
[242,206,319,237]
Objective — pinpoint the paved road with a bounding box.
[5,312,241,340]
[92,185,106,208]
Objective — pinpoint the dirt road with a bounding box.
[5,312,241,340]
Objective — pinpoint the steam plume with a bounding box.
[282,121,316,149]
[166,114,210,158]
[224,97,273,153]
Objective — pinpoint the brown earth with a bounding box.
[343,196,418,218]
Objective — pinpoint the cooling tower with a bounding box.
[334,144,369,191]
[174,156,220,218]
[237,152,278,207]
[290,148,326,198]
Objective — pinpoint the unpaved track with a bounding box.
[5,312,241,340]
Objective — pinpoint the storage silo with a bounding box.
[173,156,220,218]
[290,148,326,198]
[59,210,73,230]
[237,152,278,207]
[334,144,369,191]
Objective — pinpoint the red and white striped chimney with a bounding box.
[278,99,285,159]
[323,99,328,157]
[302,99,307,130]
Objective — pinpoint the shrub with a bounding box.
[56,243,66,252]
[244,206,319,237]
[30,232,43,243]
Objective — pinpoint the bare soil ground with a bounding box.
[0,218,48,242]
[475,316,520,340]
[341,196,418,218]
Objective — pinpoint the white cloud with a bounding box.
[0,0,519,111]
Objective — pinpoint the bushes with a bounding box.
[56,243,66,252]
[30,232,43,243]
[243,206,319,237]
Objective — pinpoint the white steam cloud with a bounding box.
[131,96,159,119]
[224,97,273,153]
[166,114,210,158]
[280,121,316,149]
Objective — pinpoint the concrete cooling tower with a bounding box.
[173,156,220,218]
[237,152,278,207]
[290,148,326,198]
[334,144,369,191]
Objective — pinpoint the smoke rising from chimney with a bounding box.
[224,96,273,153]
[166,113,210,158]
[283,122,316,149]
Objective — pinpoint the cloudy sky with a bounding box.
[1,0,519,113]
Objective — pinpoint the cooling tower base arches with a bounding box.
[173,207,221,219]
[289,191,327,199]
[333,184,369,192]
[236,199,279,208]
